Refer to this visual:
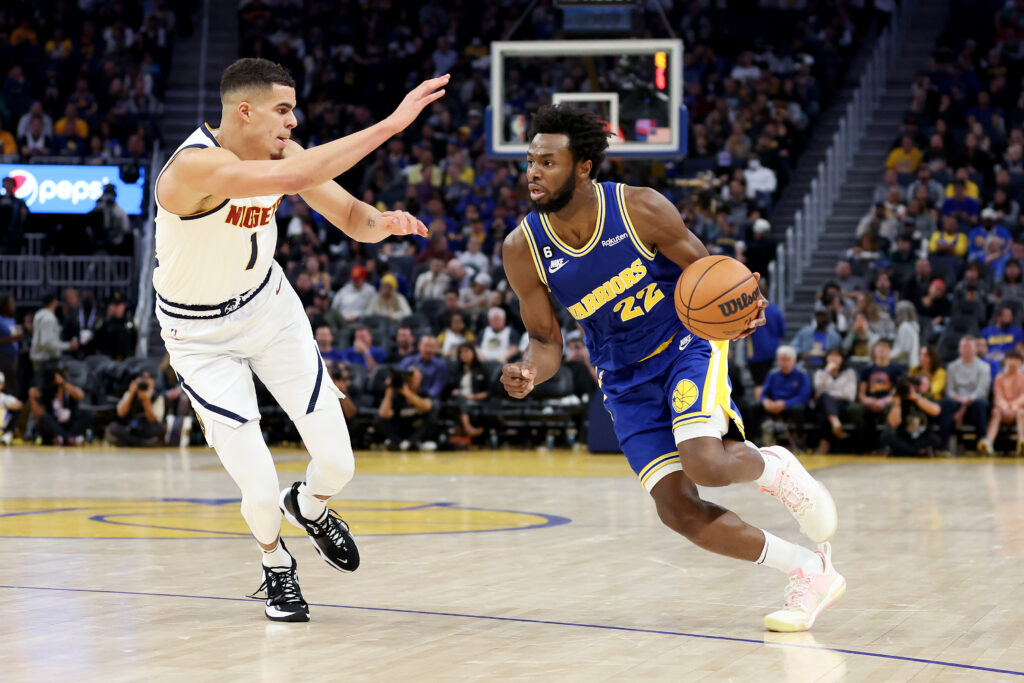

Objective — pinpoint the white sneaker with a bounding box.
[764,542,846,632]
[758,445,838,543]
[978,438,994,456]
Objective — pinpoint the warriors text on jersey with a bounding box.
[519,181,685,370]
[153,123,282,306]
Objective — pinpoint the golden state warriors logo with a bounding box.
[672,379,698,413]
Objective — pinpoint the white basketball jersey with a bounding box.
[153,123,282,305]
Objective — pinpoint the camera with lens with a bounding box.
[390,367,413,387]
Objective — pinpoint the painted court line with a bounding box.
[0,584,1020,677]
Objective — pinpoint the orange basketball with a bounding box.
[675,255,760,341]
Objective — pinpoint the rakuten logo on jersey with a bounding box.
[8,167,109,208]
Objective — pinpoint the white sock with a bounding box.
[261,540,292,569]
[756,530,822,574]
[753,444,782,488]
[297,482,327,521]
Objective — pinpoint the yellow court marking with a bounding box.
[0,497,567,538]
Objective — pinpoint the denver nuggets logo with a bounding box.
[672,379,699,413]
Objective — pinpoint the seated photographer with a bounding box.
[105,372,166,447]
[27,362,87,446]
[883,375,941,457]
[378,366,438,451]
[331,364,359,421]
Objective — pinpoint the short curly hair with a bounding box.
[527,104,610,179]
[221,58,295,99]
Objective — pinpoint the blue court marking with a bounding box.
[0,498,570,538]
[0,584,1019,677]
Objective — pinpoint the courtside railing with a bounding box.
[769,0,916,316]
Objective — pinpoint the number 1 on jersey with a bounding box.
[246,233,258,270]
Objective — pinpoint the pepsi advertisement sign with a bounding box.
[0,164,146,215]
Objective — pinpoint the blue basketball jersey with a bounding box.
[519,181,688,371]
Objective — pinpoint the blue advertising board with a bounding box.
[0,163,146,215]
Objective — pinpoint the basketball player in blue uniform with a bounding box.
[502,105,845,631]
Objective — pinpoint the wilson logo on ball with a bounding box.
[717,286,760,318]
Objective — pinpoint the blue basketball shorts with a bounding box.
[598,329,746,493]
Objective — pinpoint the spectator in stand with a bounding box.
[872,272,898,317]
[744,280,785,396]
[457,236,489,275]
[303,255,331,297]
[331,265,375,323]
[365,273,411,321]
[710,218,746,262]
[941,179,980,227]
[939,337,991,455]
[980,303,1024,362]
[891,301,920,368]
[386,326,418,364]
[903,259,934,307]
[969,208,1012,264]
[314,325,345,368]
[996,259,1024,302]
[929,215,969,274]
[907,166,945,207]
[835,260,866,296]
[478,306,519,364]
[883,374,942,457]
[748,346,811,447]
[53,103,89,155]
[414,258,451,301]
[857,202,900,243]
[106,371,166,447]
[92,292,136,361]
[842,311,874,361]
[849,339,904,451]
[910,345,946,401]
[458,272,492,316]
[844,232,884,272]
[744,154,777,211]
[988,187,1020,233]
[564,330,598,397]
[812,347,858,454]
[973,337,1002,384]
[18,115,51,158]
[791,308,841,369]
[874,168,905,204]
[886,135,923,174]
[744,219,777,278]
[30,292,79,373]
[916,279,951,330]
[0,371,22,443]
[17,101,53,139]
[399,335,448,400]
[339,325,386,371]
[438,312,475,358]
[980,349,1024,456]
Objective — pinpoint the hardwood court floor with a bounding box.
[1,445,1022,682]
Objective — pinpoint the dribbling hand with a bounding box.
[732,272,768,341]
[375,210,428,237]
[501,361,537,399]
[387,74,450,132]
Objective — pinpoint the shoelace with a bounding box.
[313,510,350,549]
[783,572,814,610]
[775,471,812,515]
[249,567,303,605]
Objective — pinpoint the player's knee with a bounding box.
[315,452,355,490]
[677,441,732,487]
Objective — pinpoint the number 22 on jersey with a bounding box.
[613,283,664,321]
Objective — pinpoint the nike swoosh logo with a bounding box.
[275,281,282,294]
[678,334,694,352]
[548,260,568,274]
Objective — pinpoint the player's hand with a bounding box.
[501,361,537,399]
[386,74,449,133]
[375,210,428,237]
[732,273,768,341]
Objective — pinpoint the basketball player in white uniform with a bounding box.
[155,57,448,622]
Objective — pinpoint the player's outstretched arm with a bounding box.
[625,186,767,340]
[501,229,564,399]
[161,75,449,203]
[284,140,427,243]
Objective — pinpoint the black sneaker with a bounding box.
[248,544,309,622]
[280,482,360,573]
